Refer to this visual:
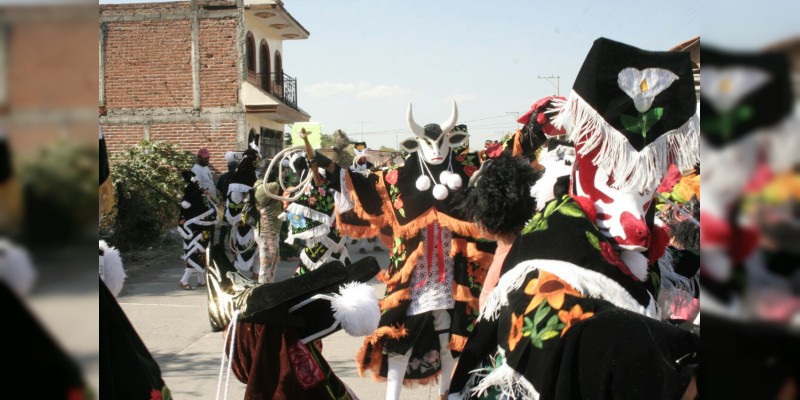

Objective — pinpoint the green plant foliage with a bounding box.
[19,139,98,243]
[109,141,195,249]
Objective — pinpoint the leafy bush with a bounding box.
[109,141,195,249]
[18,139,97,244]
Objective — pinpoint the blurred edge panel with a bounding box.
[0,2,99,395]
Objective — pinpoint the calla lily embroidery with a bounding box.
[618,67,679,113]
[701,66,770,113]
[618,68,678,139]
[700,67,768,141]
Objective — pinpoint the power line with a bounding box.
[538,75,561,96]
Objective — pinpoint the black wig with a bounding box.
[454,152,538,235]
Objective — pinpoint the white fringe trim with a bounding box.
[480,261,536,322]
[483,259,657,320]
[552,91,699,192]
[284,224,331,246]
[470,363,540,400]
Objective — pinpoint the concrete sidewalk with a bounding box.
[118,242,442,399]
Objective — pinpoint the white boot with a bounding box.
[386,349,411,400]
[433,310,456,396]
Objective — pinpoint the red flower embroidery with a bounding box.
[385,169,399,185]
[149,389,162,400]
[455,155,466,163]
[463,165,478,177]
[393,196,404,210]
[288,340,325,390]
[536,112,547,125]
[599,241,636,279]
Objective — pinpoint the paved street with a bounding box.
[117,242,442,399]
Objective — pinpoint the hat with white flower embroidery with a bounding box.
[552,37,699,192]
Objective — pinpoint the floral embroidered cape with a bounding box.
[449,195,699,399]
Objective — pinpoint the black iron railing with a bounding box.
[247,71,297,110]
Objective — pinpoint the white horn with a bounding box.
[440,100,458,133]
[406,103,425,138]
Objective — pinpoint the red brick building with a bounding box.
[0,5,98,155]
[99,0,311,176]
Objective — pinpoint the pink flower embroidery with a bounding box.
[385,169,399,185]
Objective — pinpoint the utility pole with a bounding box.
[356,121,371,142]
[538,74,560,96]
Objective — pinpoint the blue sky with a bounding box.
[281,0,703,149]
[97,0,798,150]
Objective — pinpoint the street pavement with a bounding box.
[117,242,443,400]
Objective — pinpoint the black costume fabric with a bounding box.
[324,150,495,386]
[225,151,260,271]
[449,195,700,399]
[0,135,10,183]
[100,279,170,399]
[205,245,380,399]
[554,37,699,193]
[178,175,216,271]
[282,173,350,272]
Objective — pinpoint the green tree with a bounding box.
[19,139,98,244]
[109,141,196,249]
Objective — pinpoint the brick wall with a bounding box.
[199,17,239,108]
[101,2,244,179]
[102,121,239,177]
[8,18,98,110]
[100,124,144,155]
[104,19,193,109]
[149,121,239,176]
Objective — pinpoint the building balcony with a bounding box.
[241,70,309,124]
[245,71,297,110]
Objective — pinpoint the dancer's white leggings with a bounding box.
[386,309,456,400]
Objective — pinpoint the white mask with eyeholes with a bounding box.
[400,100,469,200]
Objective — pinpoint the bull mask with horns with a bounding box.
[402,100,470,200]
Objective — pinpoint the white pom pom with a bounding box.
[100,240,126,298]
[432,184,449,200]
[331,282,380,337]
[415,175,431,191]
[181,200,191,209]
[446,173,462,190]
[0,239,36,297]
[439,170,452,184]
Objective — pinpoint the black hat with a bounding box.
[554,37,699,192]
[206,245,380,342]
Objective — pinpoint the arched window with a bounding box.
[259,40,271,93]
[274,50,283,97]
[245,32,256,74]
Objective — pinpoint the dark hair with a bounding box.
[180,170,195,184]
[455,152,538,235]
